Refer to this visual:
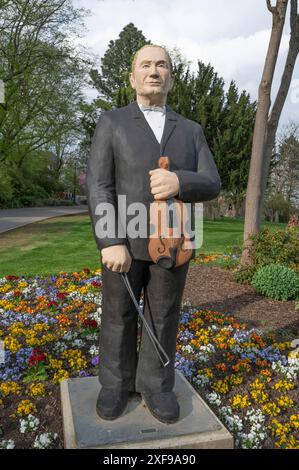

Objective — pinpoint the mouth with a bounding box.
[148,82,161,85]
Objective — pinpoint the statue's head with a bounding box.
[129,45,174,105]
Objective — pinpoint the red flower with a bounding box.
[83,268,91,273]
[91,281,102,287]
[83,319,98,329]
[28,348,46,366]
[57,292,68,299]
[5,275,19,281]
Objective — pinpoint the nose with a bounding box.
[148,64,159,77]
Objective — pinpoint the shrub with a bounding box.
[232,265,256,284]
[251,264,299,301]
[32,198,74,207]
[233,226,299,285]
[249,226,299,273]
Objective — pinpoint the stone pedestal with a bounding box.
[60,370,233,449]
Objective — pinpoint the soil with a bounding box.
[183,265,299,338]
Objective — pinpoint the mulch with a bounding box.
[183,264,299,338]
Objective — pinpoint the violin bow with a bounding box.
[120,272,170,368]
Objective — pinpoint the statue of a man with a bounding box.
[86,44,221,424]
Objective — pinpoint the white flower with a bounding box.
[85,332,98,341]
[72,339,84,348]
[193,374,210,387]
[89,309,102,327]
[181,345,195,354]
[0,439,15,449]
[62,331,78,342]
[245,408,265,425]
[199,344,216,354]
[53,341,68,353]
[33,433,58,449]
[271,358,299,381]
[89,345,99,356]
[219,406,243,433]
[19,414,40,433]
[206,392,222,407]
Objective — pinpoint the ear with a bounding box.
[129,72,135,89]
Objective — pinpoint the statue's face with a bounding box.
[129,47,174,104]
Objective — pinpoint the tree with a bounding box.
[268,122,299,204]
[0,0,91,205]
[241,0,299,266]
[89,22,149,107]
[213,82,256,209]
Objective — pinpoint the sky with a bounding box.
[73,0,299,131]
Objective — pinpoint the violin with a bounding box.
[148,156,194,269]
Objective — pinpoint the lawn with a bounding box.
[0,214,288,277]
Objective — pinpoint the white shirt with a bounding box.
[137,102,166,144]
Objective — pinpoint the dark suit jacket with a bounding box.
[86,100,221,261]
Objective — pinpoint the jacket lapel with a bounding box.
[130,101,178,155]
[160,105,177,156]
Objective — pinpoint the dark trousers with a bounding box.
[99,259,190,393]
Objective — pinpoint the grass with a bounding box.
[0,214,288,277]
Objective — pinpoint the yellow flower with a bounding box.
[40,333,56,345]
[261,402,281,417]
[250,390,269,404]
[0,299,14,310]
[275,395,294,409]
[229,374,244,386]
[25,336,42,347]
[0,285,12,294]
[48,357,63,370]
[211,379,230,394]
[204,368,214,379]
[272,380,295,392]
[52,369,70,383]
[17,281,28,288]
[8,322,26,336]
[62,349,87,371]
[0,381,22,397]
[16,399,37,417]
[290,414,299,429]
[230,394,251,409]
[270,418,291,438]
[33,323,50,333]
[275,435,299,449]
[249,378,266,391]
[4,335,22,353]
[64,285,77,293]
[27,382,46,398]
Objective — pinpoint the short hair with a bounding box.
[131,44,173,74]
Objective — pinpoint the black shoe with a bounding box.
[96,388,130,420]
[141,391,180,424]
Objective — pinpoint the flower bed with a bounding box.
[0,269,298,449]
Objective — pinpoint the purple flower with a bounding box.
[91,356,99,366]
[79,370,88,377]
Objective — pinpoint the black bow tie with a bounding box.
[139,104,166,114]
